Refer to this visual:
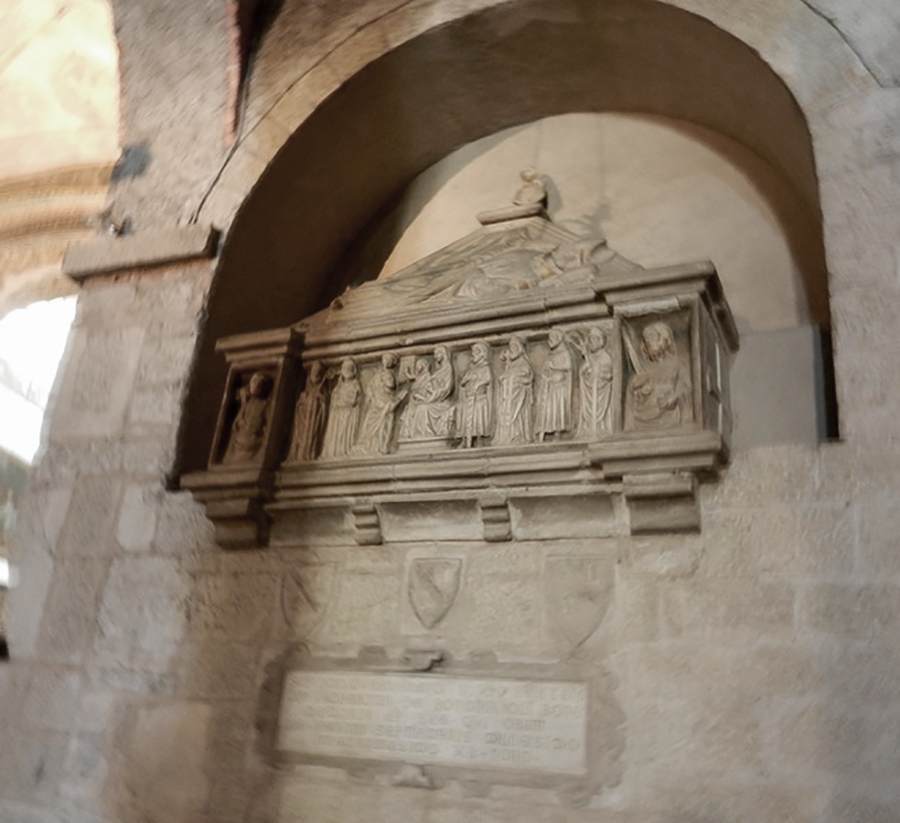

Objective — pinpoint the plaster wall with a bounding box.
[1,2,900,823]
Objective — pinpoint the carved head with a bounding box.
[520,167,537,183]
[381,352,398,369]
[548,328,564,349]
[247,372,271,397]
[588,328,607,351]
[308,361,325,383]
[434,345,449,366]
[471,342,489,364]
[414,357,429,377]
[641,322,676,361]
[340,358,357,379]
[507,335,525,358]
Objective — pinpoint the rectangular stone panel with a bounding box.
[278,670,588,775]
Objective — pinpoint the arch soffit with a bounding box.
[198,0,875,234]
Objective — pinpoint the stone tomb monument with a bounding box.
[183,173,738,797]
[184,173,737,548]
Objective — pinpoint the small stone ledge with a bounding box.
[63,224,218,281]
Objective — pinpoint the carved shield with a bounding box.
[545,556,613,648]
[408,558,463,630]
[281,563,337,638]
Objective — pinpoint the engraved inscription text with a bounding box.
[279,671,588,774]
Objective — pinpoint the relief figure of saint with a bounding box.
[534,328,573,441]
[288,361,327,462]
[320,358,361,458]
[573,327,614,438]
[223,371,272,464]
[458,342,493,448]
[625,320,692,431]
[399,345,455,441]
[356,353,407,455]
[495,334,534,445]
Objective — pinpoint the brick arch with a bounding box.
[178,0,871,472]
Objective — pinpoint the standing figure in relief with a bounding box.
[320,358,362,458]
[288,361,327,461]
[535,328,573,441]
[458,342,493,448]
[573,327,614,438]
[495,334,534,445]
[513,167,547,208]
[223,371,272,464]
[625,320,692,431]
[356,353,406,455]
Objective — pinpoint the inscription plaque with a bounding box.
[279,670,588,775]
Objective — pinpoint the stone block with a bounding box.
[122,702,212,823]
[21,667,83,733]
[799,582,900,638]
[322,570,401,644]
[379,500,482,543]
[661,579,795,640]
[152,492,216,555]
[57,476,122,557]
[116,483,161,552]
[856,491,900,577]
[185,572,279,644]
[612,571,659,643]
[5,542,54,658]
[700,503,855,578]
[36,556,110,663]
[0,728,70,802]
[509,494,621,540]
[60,733,109,802]
[51,326,145,441]
[95,556,190,664]
[175,642,260,700]
[63,224,216,280]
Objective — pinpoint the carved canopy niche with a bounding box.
[182,173,738,548]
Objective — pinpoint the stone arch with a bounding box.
[178,0,870,473]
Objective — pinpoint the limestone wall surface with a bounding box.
[1,1,900,822]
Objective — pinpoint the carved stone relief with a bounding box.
[407,558,463,630]
[544,556,614,650]
[183,171,738,547]
[223,371,273,464]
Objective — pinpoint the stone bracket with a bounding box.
[622,472,700,534]
[352,502,383,545]
[479,494,512,542]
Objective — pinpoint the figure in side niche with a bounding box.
[356,352,407,455]
[571,326,614,438]
[458,342,493,448]
[624,319,692,431]
[223,371,272,464]
[534,328,573,441]
[399,346,455,442]
[495,334,534,445]
[288,361,327,462]
[320,358,362,458]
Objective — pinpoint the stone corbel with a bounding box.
[622,472,699,534]
[479,494,512,542]
[352,502,383,546]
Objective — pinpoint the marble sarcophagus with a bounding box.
[183,177,738,548]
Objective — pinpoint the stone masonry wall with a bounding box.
[2,1,900,822]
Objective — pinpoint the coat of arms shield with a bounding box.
[408,558,463,630]
[545,555,613,648]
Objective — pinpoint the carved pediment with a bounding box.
[302,217,640,343]
[183,172,739,548]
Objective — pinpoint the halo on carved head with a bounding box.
[588,327,607,349]
[507,334,526,357]
[248,371,271,396]
[340,358,357,378]
[641,321,675,361]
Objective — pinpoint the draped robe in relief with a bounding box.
[224,389,269,463]
[535,345,573,437]
[495,353,533,445]
[357,367,401,454]
[626,356,690,431]
[458,362,493,440]
[578,348,613,437]
[399,359,455,440]
[289,375,327,461]
[320,376,361,458]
